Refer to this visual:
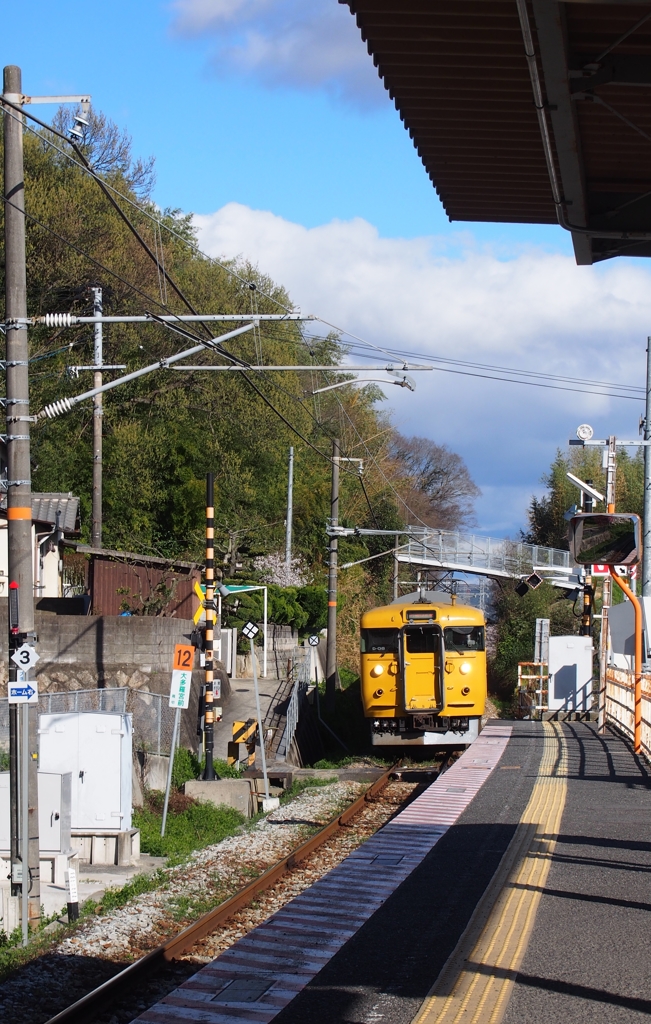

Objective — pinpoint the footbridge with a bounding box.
[333,525,571,581]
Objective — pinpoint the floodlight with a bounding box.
[566,472,604,504]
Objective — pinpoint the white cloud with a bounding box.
[194,202,651,535]
[170,0,384,107]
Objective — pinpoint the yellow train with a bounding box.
[360,592,487,747]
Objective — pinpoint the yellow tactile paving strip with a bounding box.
[413,722,567,1024]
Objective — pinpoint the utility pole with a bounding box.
[393,540,400,600]
[643,337,651,597]
[285,446,294,570]
[325,438,340,715]
[3,65,40,933]
[91,287,102,547]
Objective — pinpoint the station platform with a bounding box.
[136,721,651,1024]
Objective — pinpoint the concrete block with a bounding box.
[184,779,252,818]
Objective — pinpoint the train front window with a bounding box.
[361,628,399,653]
[405,627,439,654]
[444,626,485,652]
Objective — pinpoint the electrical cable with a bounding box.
[1,191,184,314]
[2,98,293,313]
[9,103,639,403]
[148,316,361,473]
[256,322,643,398]
[359,474,380,529]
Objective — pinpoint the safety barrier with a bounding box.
[605,667,651,759]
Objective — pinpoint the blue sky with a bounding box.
[4,1,649,537]
[4,0,571,247]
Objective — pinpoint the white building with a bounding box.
[0,493,80,599]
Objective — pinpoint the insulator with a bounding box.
[43,397,73,419]
[44,313,73,328]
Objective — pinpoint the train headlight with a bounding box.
[459,662,472,675]
[371,664,384,677]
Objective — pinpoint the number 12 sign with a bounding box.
[169,644,195,709]
[173,644,195,670]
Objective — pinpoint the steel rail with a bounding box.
[44,764,399,1024]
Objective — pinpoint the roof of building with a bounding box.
[65,543,202,572]
[343,1,651,264]
[0,492,80,533]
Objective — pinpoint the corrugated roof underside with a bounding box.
[349,0,556,224]
[347,1,651,231]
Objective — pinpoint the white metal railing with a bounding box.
[605,667,651,759]
[398,528,570,579]
[276,647,312,759]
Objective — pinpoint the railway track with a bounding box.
[42,763,425,1024]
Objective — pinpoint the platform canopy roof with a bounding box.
[342,1,651,264]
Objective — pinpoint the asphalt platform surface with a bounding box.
[273,721,651,1024]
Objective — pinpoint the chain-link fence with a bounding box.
[0,687,178,758]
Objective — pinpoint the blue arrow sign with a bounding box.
[10,685,35,699]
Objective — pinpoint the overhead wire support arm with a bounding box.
[36,322,256,420]
[24,314,311,327]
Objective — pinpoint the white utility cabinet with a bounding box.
[0,771,72,854]
[38,712,132,831]
[548,636,594,712]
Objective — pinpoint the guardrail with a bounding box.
[605,667,651,759]
[276,647,312,761]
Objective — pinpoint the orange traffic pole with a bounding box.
[611,572,643,754]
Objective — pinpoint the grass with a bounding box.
[279,775,338,802]
[134,791,245,860]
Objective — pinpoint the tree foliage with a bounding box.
[0,108,479,655]
[522,446,644,550]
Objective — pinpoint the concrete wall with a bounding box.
[0,602,207,697]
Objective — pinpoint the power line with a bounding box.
[3,99,293,313]
[1,192,183,314]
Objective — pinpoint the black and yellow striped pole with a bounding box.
[203,473,216,780]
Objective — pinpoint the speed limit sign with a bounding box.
[11,644,40,671]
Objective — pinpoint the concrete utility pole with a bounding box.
[91,287,103,547]
[3,64,40,930]
[285,447,294,570]
[643,337,651,597]
[325,438,340,715]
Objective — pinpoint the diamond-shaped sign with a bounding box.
[11,644,40,671]
[242,620,259,639]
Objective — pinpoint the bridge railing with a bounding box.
[401,528,570,577]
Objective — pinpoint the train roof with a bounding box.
[361,591,484,628]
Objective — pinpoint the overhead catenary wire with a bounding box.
[6,102,643,404]
[1,98,294,313]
